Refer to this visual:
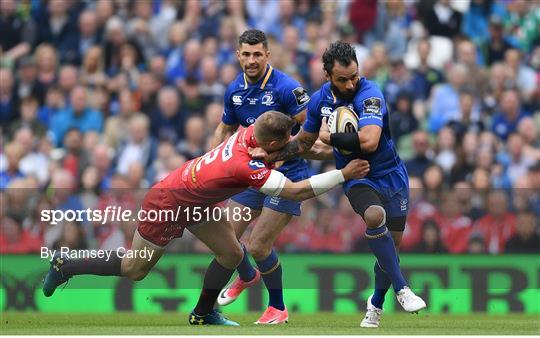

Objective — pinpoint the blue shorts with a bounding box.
[231,165,309,216]
[344,166,409,218]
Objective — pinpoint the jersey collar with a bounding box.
[243,64,274,89]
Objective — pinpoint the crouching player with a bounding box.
[42,111,370,326]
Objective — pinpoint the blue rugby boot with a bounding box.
[188,309,240,326]
[43,253,70,297]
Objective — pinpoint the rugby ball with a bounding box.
[327,106,359,155]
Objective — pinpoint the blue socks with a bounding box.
[366,226,407,294]
[371,261,391,309]
[236,243,257,282]
[256,249,285,311]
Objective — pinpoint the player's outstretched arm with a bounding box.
[259,159,369,201]
[211,122,239,148]
[300,139,334,160]
[251,128,319,163]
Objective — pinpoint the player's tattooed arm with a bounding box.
[211,122,239,148]
[301,139,334,160]
[268,128,318,162]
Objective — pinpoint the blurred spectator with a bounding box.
[0,0,34,65]
[500,133,536,185]
[61,128,89,184]
[479,15,513,66]
[13,127,50,186]
[411,219,447,253]
[199,56,225,103]
[423,164,445,205]
[467,233,486,254]
[434,191,473,253]
[34,43,58,88]
[37,85,64,128]
[0,67,18,125]
[428,63,468,133]
[0,216,41,253]
[35,0,78,64]
[389,91,418,144]
[473,190,516,254]
[405,130,434,178]
[505,210,540,253]
[504,0,540,52]
[455,39,489,95]
[53,221,87,250]
[517,117,540,162]
[116,113,156,176]
[103,89,136,148]
[76,10,102,64]
[446,89,484,139]
[9,96,47,138]
[384,59,417,108]
[434,126,457,175]
[90,143,114,191]
[422,0,462,39]
[450,132,477,184]
[177,116,206,160]
[503,48,537,102]
[15,56,46,104]
[491,88,528,141]
[50,86,104,146]
[0,142,26,190]
[79,46,107,88]
[401,177,437,252]
[151,87,186,143]
[411,38,444,101]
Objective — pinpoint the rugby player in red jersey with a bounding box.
[43,111,370,325]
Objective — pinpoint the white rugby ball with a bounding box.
[327,106,359,155]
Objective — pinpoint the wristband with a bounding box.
[330,133,361,153]
[308,169,345,196]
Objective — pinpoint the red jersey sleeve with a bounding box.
[235,158,272,189]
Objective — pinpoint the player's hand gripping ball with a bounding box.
[327,106,359,155]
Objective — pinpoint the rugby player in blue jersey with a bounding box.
[210,29,331,324]
[252,41,427,327]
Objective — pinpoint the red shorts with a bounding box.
[137,171,189,247]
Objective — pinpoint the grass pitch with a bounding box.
[1,312,539,335]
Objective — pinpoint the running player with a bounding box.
[211,29,317,324]
[251,42,427,327]
[42,111,370,326]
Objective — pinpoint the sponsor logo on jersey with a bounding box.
[250,169,269,180]
[246,117,256,124]
[292,87,309,106]
[248,97,258,105]
[248,160,266,170]
[221,131,238,162]
[321,106,333,117]
[233,95,242,105]
[262,92,274,106]
[363,97,381,115]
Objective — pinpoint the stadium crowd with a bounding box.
[1,0,539,255]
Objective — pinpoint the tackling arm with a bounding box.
[258,159,370,201]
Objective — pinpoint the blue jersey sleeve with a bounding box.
[302,91,322,133]
[356,87,385,128]
[280,78,310,117]
[221,85,238,125]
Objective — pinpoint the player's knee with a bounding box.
[364,205,386,229]
[247,240,271,261]
[122,259,149,281]
[216,244,244,269]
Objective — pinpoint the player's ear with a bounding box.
[324,70,331,81]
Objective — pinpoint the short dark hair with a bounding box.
[322,41,358,75]
[238,29,268,49]
[255,111,295,143]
